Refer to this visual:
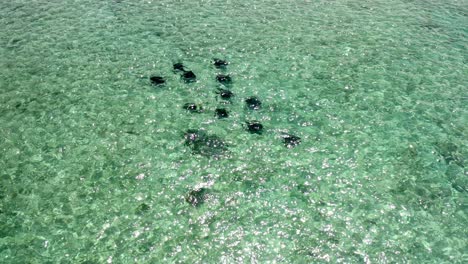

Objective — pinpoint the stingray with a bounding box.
[183,103,203,113]
[216,74,232,85]
[282,134,301,148]
[182,71,197,83]
[215,108,229,119]
[173,62,186,72]
[184,129,228,158]
[216,88,234,100]
[149,76,165,86]
[245,121,263,134]
[213,58,228,68]
[245,96,262,110]
[185,187,208,207]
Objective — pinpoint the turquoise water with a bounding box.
[1,0,467,263]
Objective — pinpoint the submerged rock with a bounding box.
[245,121,263,134]
[282,134,301,148]
[185,188,208,207]
[245,96,262,110]
[215,108,229,119]
[149,76,165,85]
[184,129,228,158]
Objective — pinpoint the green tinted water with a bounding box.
[0,0,467,263]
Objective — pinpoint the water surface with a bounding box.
[0,0,467,263]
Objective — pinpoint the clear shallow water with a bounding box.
[0,0,467,263]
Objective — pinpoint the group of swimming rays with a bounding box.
[148,59,301,206]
